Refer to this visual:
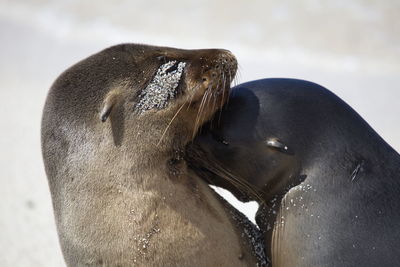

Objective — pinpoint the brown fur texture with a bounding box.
[41,44,263,266]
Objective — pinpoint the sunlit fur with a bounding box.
[41,44,264,266]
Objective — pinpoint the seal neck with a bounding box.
[279,104,399,198]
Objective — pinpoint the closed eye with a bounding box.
[165,62,179,74]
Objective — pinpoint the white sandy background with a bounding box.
[0,0,399,266]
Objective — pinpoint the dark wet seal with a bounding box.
[187,78,400,267]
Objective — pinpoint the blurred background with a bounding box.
[0,0,399,266]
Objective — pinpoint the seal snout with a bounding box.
[213,50,238,79]
[200,50,237,92]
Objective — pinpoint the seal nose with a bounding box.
[216,50,238,75]
[199,49,238,88]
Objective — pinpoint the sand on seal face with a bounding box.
[0,1,399,266]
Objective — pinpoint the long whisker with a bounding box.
[198,86,213,134]
[228,63,240,101]
[227,70,235,105]
[157,102,186,146]
[205,161,264,203]
[187,84,201,111]
[193,87,210,138]
[217,72,228,125]
[210,84,218,129]
[188,147,264,203]
[197,87,209,118]
[221,72,226,109]
[236,63,242,85]
[197,87,209,121]
[194,86,213,137]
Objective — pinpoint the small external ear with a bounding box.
[100,103,113,122]
[100,89,122,122]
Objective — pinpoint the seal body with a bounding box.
[41,44,266,266]
[187,78,400,267]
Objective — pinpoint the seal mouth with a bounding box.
[135,60,187,113]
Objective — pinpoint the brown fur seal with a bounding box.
[187,78,400,267]
[41,44,266,266]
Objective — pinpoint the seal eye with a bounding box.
[135,60,187,113]
[165,62,179,74]
[266,138,292,154]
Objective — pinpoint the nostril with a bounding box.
[202,77,208,82]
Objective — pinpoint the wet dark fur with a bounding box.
[187,78,400,267]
